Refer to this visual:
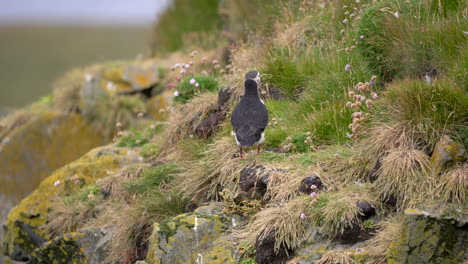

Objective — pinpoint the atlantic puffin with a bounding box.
[231,73,268,158]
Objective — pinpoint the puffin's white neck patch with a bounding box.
[253,72,261,85]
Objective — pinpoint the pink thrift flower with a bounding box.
[173,91,179,97]
[371,92,378,99]
[54,180,60,187]
[345,64,351,71]
[195,83,200,88]
[310,185,317,190]
[300,213,306,220]
[360,35,365,39]
[310,192,317,197]
[190,78,196,85]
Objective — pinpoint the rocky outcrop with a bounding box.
[0,112,105,209]
[145,203,242,264]
[255,230,292,264]
[430,135,465,172]
[193,88,232,139]
[387,208,467,263]
[28,228,112,264]
[2,145,138,261]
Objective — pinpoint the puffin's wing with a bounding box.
[231,100,268,139]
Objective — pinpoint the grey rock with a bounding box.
[28,228,112,264]
[387,208,467,263]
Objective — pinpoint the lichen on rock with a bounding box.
[145,203,242,264]
[387,208,467,263]
[3,145,132,261]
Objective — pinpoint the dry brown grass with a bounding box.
[180,136,255,202]
[437,164,468,204]
[162,92,218,148]
[97,164,150,200]
[375,148,433,210]
[264,166,332,203]
[366,215,403,264]
[364,123,419,156]
[315,250,355,264]
[105,186,186,264]
[222,42,268,99]
[320,184,380,237]
[45,195,103,238]
[246,196,312,253]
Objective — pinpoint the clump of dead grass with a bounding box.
[246,196,312,253]
[366,215,403,263]
[45,188,104,238]
[163,92,218,147]
[246,183,379,255]
[437,164,467,204]
[97,164,150,199]
[180,136,255,202]
[363,123,419,157]
[265,167,331,203]
[105,186,186,264]
[319,184,380,237]
[375,148,433,210]
[315,250,354,264]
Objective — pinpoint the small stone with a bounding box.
[357,201,375,219]
[299,174,324,194]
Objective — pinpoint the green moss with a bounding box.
[3,146,126,258]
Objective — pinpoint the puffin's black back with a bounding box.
[231,79,268,146]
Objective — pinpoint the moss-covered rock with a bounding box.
[0,112,105,207]
[2,145,133,261]
[430,135,465,172]
[85,60,160,99]
[386,208,467,263]
[145,203,242,264]
[28,228,111,264]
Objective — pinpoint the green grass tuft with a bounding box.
[117,130,150,147]
[357,0,467,81]
[379,79,468,149]
[175,75,219,104]
[125,163,178,195]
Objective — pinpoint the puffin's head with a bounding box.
[244,78,259,96]
[245,70,260,86]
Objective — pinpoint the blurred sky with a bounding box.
[0,0,171,26]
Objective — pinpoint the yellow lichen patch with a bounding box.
[3,144,129,257]
[0,112,105,218]
[404,208,425,215]
[99,61,160,95]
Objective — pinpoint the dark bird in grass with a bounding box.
[231,73,268,158]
